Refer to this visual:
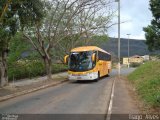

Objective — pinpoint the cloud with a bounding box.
[108,0,152,40]
[131,31,146,40]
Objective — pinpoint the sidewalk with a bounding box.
[109,76,140,120]
[112,77,140,114]
[0,72,68,101]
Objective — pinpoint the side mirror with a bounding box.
[64,55,69,64]
[92,53,96,62]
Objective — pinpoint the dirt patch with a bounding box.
[0,78,68,97]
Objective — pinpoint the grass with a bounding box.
[128,61,160,107]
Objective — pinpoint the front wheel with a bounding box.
[95,72,100,82]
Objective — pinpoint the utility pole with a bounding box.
[115,0,121,77]
[127,34,130,68]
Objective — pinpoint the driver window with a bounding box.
[92,51,97,67]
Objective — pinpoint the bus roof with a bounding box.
[71,46,110,54]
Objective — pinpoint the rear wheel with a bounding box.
[106,74,109,77]
[106,70,110,77]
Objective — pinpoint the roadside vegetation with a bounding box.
[140,0,160,109]
[128,61,160,108]
[7,32,68,81]
[8,61,67,81]
[129,62,142,68]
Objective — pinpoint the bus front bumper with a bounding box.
[68,72,98,80]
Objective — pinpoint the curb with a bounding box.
[106,77,115,120]
[0,79,68,102]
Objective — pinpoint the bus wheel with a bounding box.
[107,70,110,77]
[95,72,100,82]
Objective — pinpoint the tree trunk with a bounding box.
[43,56,52,80]
[0,50,8,87]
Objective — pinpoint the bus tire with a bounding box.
[106,70,110,77]
[95,72,100,82]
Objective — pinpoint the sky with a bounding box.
[108,0,153,40]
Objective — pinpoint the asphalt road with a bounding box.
[0,68,135,116]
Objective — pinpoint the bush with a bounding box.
[130,62,142,67]
[8,60,68,81]
[8,61,45,80]
[52,64,68,73]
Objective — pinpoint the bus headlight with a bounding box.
[86,73,93,76]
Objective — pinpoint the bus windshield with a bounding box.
[69,51,94,71]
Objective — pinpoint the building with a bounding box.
[123,57,129,65]
[142,55,150,61]
[123,55,144,65]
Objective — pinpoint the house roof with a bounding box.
[130,55,143,58]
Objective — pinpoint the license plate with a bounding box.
[72,74,80,76]
[77,77,82,79]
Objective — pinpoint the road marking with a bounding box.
[106,78,115,120]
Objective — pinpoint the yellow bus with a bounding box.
[64,46,111,81]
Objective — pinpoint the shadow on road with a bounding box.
[72,80,97,84]
[69,76,109,84]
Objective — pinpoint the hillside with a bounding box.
[128,61,160,109]
[100,37,160,57]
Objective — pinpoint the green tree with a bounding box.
[0,0,44,86]
[8,32,33,63]
[143,0,160,51]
